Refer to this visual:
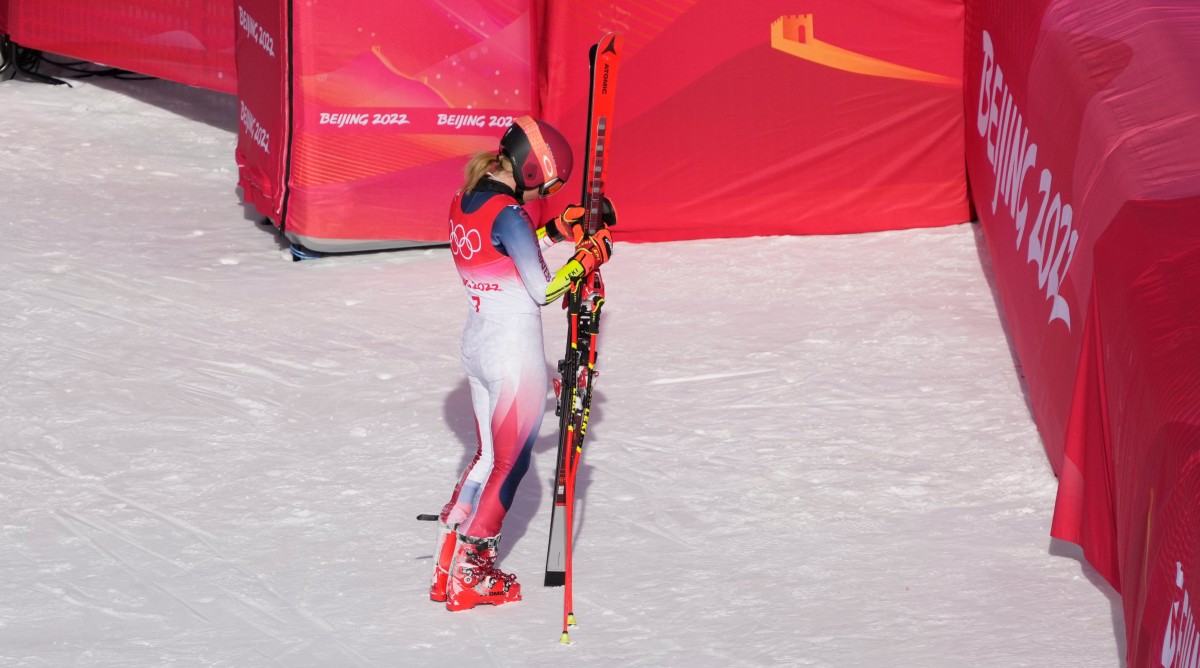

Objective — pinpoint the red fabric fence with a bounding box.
[2,1,968,247]
[237,0,541,251]
[1,0,236,94]
[965,1,1200,664]
[232,0,290,232]
[537,0,968,244]
[238,0,969,250]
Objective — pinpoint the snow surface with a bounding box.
[0,72,1127,667]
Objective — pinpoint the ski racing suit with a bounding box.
[441,182,557,540]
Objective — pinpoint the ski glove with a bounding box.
[536,198,617,244]
[574,227,613,271]
[537,205,585,244]
[545,228,614,302]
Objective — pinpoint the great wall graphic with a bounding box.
[772,14,959,87]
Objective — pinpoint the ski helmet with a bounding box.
[499,116,573,198]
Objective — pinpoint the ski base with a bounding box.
[545,502,568,586]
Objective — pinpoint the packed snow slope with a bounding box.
[0,72,1125,667]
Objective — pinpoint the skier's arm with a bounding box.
[492,206,555,305]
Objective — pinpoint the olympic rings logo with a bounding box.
[450,223,483,259]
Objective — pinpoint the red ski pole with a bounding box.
[561,433,578,643]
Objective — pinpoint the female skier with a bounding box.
[431,116,613,611]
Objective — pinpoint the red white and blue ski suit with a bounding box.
[441,183,557,539]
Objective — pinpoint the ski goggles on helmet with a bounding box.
[539,177,565,198]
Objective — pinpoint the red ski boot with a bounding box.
[445,534,521,611]
[429,522,457,602]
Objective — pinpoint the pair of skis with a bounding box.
[543,32,623,645]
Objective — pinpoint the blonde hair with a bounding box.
[462,151,512,192]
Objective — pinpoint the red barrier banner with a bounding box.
[2,0,236,94]
[250,0,538,251]
[240,0,967,249]
[966,0,1085,473]
[234,0,289,226]
[1084,199,1200,667]
[966,1,1200,664]
[538,0,968,242]
[6,1,967,246]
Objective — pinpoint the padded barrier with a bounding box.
[236,0,968,248]
[965,2,1200,664]
[0,0,236,93]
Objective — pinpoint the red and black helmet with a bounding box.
[499,116,573,199]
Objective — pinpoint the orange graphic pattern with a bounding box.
[771,14,958,87]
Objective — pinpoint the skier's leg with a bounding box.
[446,372,537,610]
[457,315,547,539]
[439,374,495,526]
[432,373,494,601]
[445,315,547,610]
[428,520,457,602]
